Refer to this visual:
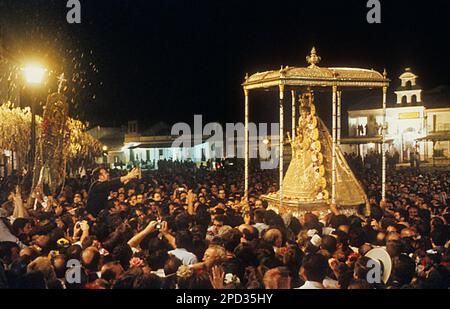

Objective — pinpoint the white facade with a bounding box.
[121,140,214,169]
[345,68,450,162]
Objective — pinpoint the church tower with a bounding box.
[394,68,422,104]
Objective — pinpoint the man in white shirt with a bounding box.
[0,214,25,248]
[253,209,269,235]
[168,231,198,265]
[297,253,328,289]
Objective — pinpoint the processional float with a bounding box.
[32,76,70,199]
[242,48,390,218]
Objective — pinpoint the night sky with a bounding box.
[1,0,450,128]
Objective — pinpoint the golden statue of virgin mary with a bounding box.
[263,91,368,218]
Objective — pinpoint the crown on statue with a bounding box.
[287,92,317,155]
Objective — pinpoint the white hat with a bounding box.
[365,247,392,284]
[310,234,322,247]
[224,273,241,285]
[307,229,319,238]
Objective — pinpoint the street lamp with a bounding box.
[23,64,47,85]
[102,145,109,165]
[22,63,47,183]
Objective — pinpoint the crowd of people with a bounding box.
[345,151,401,172]
[0,158,449,289]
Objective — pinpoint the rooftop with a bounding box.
[348,85,450,111]
[243,48,389,90]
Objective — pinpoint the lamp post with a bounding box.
[22,63,46,181]
[102,145,109,165]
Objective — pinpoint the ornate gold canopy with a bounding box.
[242,47,390,219]
[242,48,389,90]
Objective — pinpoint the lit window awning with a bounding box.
[340,136,394,144]
[416,131,450,142]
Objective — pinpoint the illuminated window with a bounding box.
[357,117,368,126]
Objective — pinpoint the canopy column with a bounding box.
[279,84,285,207]
[331,85,337,204]
[244,88,249,200]
[291,90,296,140]
[337,90,342,145]
[381,70,388,201]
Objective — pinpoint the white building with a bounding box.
[90,120,284,170]
[342,68,450,163]
[89,121,220,170]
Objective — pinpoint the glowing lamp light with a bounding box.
[262,138,269,145]
[102,145,108,152]
[23,64,47,85]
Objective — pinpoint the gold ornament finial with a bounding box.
[331,69,338,78]
[280,65,286,77]
[383,68,387,78]
[306,47,321,68]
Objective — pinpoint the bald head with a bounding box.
[20,247,35,258]
[264,228,283,248]
[386,232,400,242]
[202,245,226,269]
[263,267,291,289]
[101,261,124,284]
[400,228,416,239]
[27,257,56,282]
[81,247,101,271]
[238,224,256,242]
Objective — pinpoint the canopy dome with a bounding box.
[243,47,389,90]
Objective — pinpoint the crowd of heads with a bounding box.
[0,158,449,289]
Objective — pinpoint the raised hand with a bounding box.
[80,220,90,232]
[209,265,225,289]
[159,221,169,235]
[187,189,194,202]
[128,168,140,180]
[73,222,82,237]
[55,205,64,216]
[244,212,252,225]
[144,220,158,233]
[328,258,339,272]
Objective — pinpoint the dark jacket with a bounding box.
[85,178,122,216]
[0,262,8,289]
